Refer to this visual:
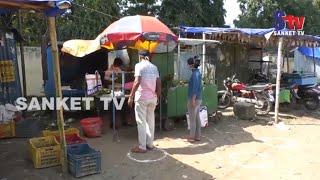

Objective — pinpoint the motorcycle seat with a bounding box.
[245,84,268,91]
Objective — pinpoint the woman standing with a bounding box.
[187,56,202,142]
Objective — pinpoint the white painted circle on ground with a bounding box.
[127,148,168,163]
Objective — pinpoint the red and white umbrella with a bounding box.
[99,15,178,53]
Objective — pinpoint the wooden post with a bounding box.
[18,10,27,96]
[48,17,67,172]
[274,37,283,124]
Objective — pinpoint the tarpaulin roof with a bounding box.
[180,26,320,48]
[180,26,275,36]
[298,47,320,59]
[0,0,72,16]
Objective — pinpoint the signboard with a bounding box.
[273,10,305,36]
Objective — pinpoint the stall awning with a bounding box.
[298,47,320,60]
[0,0,72,16]
[180,26,320,48]
[180,26,275,36]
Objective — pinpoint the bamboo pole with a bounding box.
[48,17,67,172]
[18,10,26,96]
[274,37,283,124]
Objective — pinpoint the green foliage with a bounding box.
[1,0,227,45]
[57,0,120,41]
[235,0,320,35]
[159,0,226,27]
[1,0,120,45]
[119,0,160,16]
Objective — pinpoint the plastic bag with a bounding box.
[85,71,102,96]
[186,106,208,129]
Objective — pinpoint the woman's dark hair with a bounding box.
[113,57,123,67]
[187,56,200,68]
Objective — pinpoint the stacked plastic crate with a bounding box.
[29,127,102,178]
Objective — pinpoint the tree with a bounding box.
[0,0,120,45]
[235,0,320,35]
[119,0,160,16]
[56,0,120,41]
[159,0,226,27]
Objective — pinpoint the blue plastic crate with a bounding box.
[67,144,101,178]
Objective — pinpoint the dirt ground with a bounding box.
[1,108,320,180]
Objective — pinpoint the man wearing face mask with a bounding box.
[128,50,161,153]
[186,56,202,142]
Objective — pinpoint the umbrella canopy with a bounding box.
[100,15,178,53]
[62,15,178,57]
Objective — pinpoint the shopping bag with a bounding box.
[186,106,208,130]
[85,71,102,96]
[199,106,208,127]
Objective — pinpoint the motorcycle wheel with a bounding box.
[255,93,271,115]
[304,96,319,110]
[218,92,231,109]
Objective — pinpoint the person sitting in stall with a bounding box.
[104,57,123,82]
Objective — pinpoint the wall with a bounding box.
[16,46,44,96]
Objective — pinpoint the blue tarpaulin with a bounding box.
[180,26,320,46]
[0,0,72,17]
[298,47,320,60]
[180,26,275,36]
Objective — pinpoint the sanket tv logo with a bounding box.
[273,10,305,36]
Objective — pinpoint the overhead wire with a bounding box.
[72,2,120,20]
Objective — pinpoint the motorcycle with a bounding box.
[289,84,320,110]
[218,74,273,115]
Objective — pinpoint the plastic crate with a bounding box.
[42,127,80,137]
[55,133,86,145]
[67,144,101,178]
[29,136,61,168]
[0,120,15,139]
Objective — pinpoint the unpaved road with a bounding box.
[0,108,320,180]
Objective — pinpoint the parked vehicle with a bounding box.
[289,84,320,110]
[218,74,273,115]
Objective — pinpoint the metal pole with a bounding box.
[313,47,316,76]
[112,72,117,141]
[274,37,283,124]
[286,51,290,73]
[48,17,67,172]
[177,33,181,80]
[18,10,27,96]
[202,33,206,74]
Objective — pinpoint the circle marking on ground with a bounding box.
[127,148,168,163]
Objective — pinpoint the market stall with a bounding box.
[179,26,320,123]
[62,15,178,138]
[0,0,73,172]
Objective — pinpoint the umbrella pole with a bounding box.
[274,37,283,124]
[112,72,118,141]
[48,17,67,172]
